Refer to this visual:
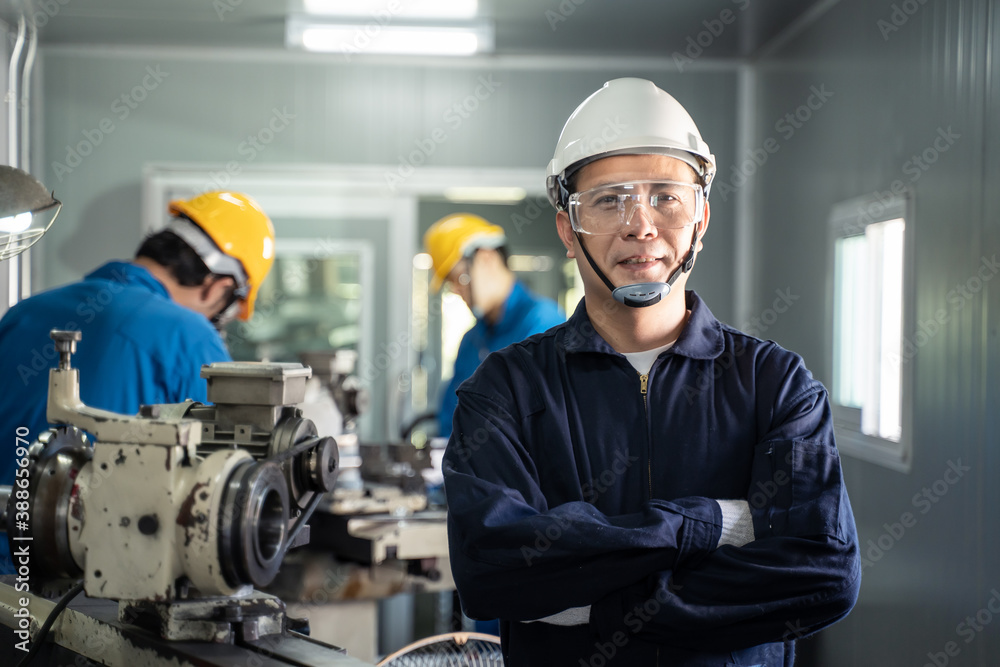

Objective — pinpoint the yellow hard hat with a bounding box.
[167,191,275,321]
[423,213,506,291]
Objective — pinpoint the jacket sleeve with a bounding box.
[171,326,232,404]
[444,388,722,622]
[590,361,861,650]
[437,330,481,438]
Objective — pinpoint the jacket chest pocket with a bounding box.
[750,439,844,540]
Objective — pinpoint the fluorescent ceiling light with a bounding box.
[302,26,477,55]
[443,187,527,203]
[288,17,493,57]
[303,0,478,20]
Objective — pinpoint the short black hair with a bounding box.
[469,244,510,268]
[135,230,211,287]
[497,244,510,267]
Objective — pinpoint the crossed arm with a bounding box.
[444,379,860,648]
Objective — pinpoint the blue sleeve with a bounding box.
[437,330,481,438]
[590,361,861,650]
[172,328,232,403]
[519,299,565,340]
[437,374,460,438]
[444,387,721,623]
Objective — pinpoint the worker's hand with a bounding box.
[524,605,591,626]
[716,499,755,548]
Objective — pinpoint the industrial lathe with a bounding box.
[0,330,373,666]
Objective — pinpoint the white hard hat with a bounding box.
[546,78,717,209]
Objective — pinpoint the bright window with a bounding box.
[829,194,912,471]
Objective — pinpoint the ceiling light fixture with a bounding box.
[443,187,527,203]
[288,16,493,57]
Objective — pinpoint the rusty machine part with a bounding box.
[0,330,341,644]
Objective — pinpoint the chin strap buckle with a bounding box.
[682,249,696,273]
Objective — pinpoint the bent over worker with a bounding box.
[443,78,861,666]
[0,191,275,572]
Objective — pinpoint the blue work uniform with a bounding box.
[437,280,564,438]
[444,291,861,666]
[0,261,230,572]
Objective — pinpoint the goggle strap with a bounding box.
[574,231,618,295]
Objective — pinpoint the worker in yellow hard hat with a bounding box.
[165,191,275,324]
[0,190,276,574]
[424,213,564,439]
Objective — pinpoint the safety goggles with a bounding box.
[442,252,478,293]
[567,180,705,236]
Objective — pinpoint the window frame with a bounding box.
[827,190,914,473]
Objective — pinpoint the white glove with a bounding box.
[524,605,591,626]
[716,499,755,548]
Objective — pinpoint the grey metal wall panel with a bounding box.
[754,0,996,664]
[980,3,1000,664]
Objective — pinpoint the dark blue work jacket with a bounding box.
[443,292,860,666]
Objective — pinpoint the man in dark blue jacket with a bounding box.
[443,78,861,666]
[0,191,275,573]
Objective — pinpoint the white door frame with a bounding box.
[142,162,546,440]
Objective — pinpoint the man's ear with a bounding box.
[201,274,235,303]
[695,200,711,252]
[556,211,576,258]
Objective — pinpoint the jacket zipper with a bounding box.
[639,373,651,500]
[641,371,658,666]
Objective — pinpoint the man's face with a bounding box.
[556,154,710,301]
[172,274,238,324]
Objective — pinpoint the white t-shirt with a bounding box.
[621,341,674,375]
